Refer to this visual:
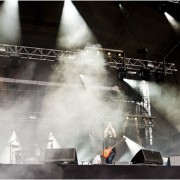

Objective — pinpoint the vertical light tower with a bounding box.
[139,80,153,149]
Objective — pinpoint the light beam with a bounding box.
[0,0,21,44]
[56,0,96,49]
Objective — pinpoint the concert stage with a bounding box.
[0,164,180,179]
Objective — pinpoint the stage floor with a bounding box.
[0,164,180,179]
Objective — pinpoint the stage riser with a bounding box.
[0,164,180,179]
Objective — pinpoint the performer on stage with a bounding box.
[103,122,117,164]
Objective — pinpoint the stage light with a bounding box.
[164,12,180,34]
[118,53,122,57]
[123,79,138,89]
[155,71,165,84]
[107,52,111,56]
[118,68,126,81]
[0,45,6,52]
[47,132,61,149]
[9,53,20,68]
[140,68,151,81]
[124,136,144,157]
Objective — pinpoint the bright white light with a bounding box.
[0,130,21,164]
[139,80,151,115]
[119,4,123,9]
[0,0,21,44]
[119,3,125,12]
[56,0,96,49]
[8,130,20,146]
[119,3,126,14]
[47,132,61,149]
[118,151,132,162]
[123,79,138,89]
[165,12,180,34]
[0,147,9,164]
[6,0,18,7]
[0,45,6,52]
[29,115,37,119]
[124,136,144,157]
[125,79,151,115]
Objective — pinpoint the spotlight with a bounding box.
[118,68,126,81]
[155,71,165,84]
[9,53,20,68]
[140,68,151,81]
[118,53,122,57]
[107,52,111,56]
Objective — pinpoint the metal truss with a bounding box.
[109,57,177,75]
[0,44,177,74]
[123,114,155,148]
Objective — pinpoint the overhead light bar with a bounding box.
[0,44,177,75]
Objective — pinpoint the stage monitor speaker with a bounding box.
[167,155,180,166]
[131,149,163,165]
[44,148,78,164]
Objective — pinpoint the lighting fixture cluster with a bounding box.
[124,115,155,128]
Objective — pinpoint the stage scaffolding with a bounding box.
[0,44,177,149]
[0,44,177,74]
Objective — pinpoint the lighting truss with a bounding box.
[0,44,177,74]
[115,58,177,75]
[124,114,155,128]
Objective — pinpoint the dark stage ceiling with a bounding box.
[0,1,179,82]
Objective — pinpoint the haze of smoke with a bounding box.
[38,45,126,161]
[149,82,180,132]
[0,44,127,164]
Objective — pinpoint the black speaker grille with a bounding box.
[44,148,78,164]
[131,149,163,165]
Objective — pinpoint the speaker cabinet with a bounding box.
[131,149,163,165]
[167,155,180,166]
[44,148,78,164]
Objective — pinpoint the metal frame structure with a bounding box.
[0,44,177,149]
[123,114,155,148]
[0,44,177,74]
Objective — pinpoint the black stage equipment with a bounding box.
[131,149,163,165]
[44,148,78,164]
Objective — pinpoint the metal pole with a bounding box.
[10,144,12,164]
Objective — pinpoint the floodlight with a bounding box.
[118,68,126,81]
[140,68,151,81]
[155,71,165,84]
